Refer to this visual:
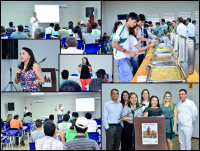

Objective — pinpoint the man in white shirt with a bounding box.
[45,23,54,37]
[30,12,39,38]
[177,17,187,37]
[61,37,83,54]
[85,112,98,132]
[186,18,196,49]
[177,89,198,150]
[91,22,101,40]
[58,114,72,133]
[148,21,156,34]
[55,104,64,122]
[24,107,28,115]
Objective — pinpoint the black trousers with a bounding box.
[121,127,128,150]
[106,124,123,150]
[124,121,135,150]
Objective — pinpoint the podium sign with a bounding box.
[134,117,167,150]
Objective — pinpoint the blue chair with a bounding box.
[69,34,73,37]
[58,120,63,124]
[24,25,29,28]
[42,32,45,39]
[88,132,101,145]
[71,74,78,76]
[62,38,67,48]
[84,43,99,54]
[29,142,36,150]
[95,119,101,125]
[77,40,84,50]
[106,74,109,79]
[90,73,93,77]
[46,34,52,39]
[6,33,12,36]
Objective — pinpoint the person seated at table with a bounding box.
[61,37,83,54]
[89,78,105,92]
[59,80,82,92]
[1,26,12,39]
[35,120,66,150]
[51,24,58,36]
[82,27,98,44]
[143,96,164,117]
[6,22,16,33]
[60,70,69,88]
[31,119,45,142]
[10,115,27,146]
[74,25,83,40]
[45,23,54,35]
[11,25,29,39]
[91,22,101,40]
[49,114,58,129]
[58,114,72,133]
[85,112,98,132]
[63,117,100,150]
[96,69,110,83]
[23,112,34,124]
[34,27,45,39]
[64,118,89,142]
[55,24,69,39]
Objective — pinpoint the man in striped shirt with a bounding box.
[63,117,100,150]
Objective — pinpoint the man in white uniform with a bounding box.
[30,12,39,38]
[55,104,64,122]
[177,89,198,150]
[85,112,98,132]
[177,17,187,37]
[186,18,196,49]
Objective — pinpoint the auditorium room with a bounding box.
[101,1,199,82]
[1,39,60,92]
[59,54,113,92]
[1,92,101,150]
[101,83,199,150]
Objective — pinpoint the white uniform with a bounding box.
[177,98,198,150]
[87,119,98,132]
[129,35,139,53]
[177,23,187,37]
[57,107,64,115]
[24,109,28,115]
[187,23,195,38]
[91,29,101,40]
[30,16,39,38]
[136,26,145,47]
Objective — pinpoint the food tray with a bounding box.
[154,45,173,54]
[152,53,177,65]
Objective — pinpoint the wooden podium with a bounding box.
[134,117,167,150]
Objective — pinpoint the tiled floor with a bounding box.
[114,45,199,82]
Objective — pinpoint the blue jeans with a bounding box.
[106,42,112,52]
[138,54,145,66]
[114,58,133,82]
[129,56,139,76]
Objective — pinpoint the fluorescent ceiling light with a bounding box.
[31,93,44,95]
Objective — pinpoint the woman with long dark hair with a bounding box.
[74,26,83,40]
[14,47,44,91]
[78,57,92,90]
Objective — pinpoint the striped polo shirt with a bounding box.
[63,135,100,150]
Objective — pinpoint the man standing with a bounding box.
[103,89,123,150]
[177,89,198,150]
[177,17,187,37]
[24,107,28,115]
[161,19,168,37]
[55,104,64,122]
[30,12,39,39]
[186,18,196,49]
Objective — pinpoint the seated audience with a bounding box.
[60,80,82,92]
[6,22,16,33]
[63,117,100,150]
[31,119,45,142]
[83,27,98,44]
[86,20,91,27]
[10,115,26,146]
[97,19,101,30]
[85,113,98,132]
[34,27,44,39]
[96,69,110,83]
[89,78,105,92]
[11,25,29,39]
[67,111,71,119]
[46,23,54,35]
[61,37,83,54]
[60,70,69,87]
[1,26,12,39]
[77,20,82,27]
[81,22,87,34]
[51,24,58,36]
[91,22,101,39]
[49,114,58,129]
[55,24,69,39]
[74,26,83,40]
[65,118,89,142]
[35,120,65,150]
[58,114,72,133]
[23,112,34,124]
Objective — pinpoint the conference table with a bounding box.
[131,46,199,83]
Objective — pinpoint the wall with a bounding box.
[1,1,101,36]
[1,40,60,91]
[102,1,199,43]
[59,54,113,81]
[101,83,199,150]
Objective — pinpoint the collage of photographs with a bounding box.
[0,1,199,150]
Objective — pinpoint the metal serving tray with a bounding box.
[152,52,177,65]
[154,45,173,54]
[146,65,186,83]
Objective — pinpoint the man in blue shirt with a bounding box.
[161,19,168,36]
[155,22,163,38]
[11,25,29,39]
[1,26,12,39]
[103,89,123,150]
[23,112,34,124]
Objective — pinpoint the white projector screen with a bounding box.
[35,5,59,23]
[76,98,95,112]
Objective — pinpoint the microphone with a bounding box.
[17,64,21,79]
[42,58,47,62]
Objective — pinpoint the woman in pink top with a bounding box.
[120,90,129,150]
[86,20,91,27]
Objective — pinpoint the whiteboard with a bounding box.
[35,5,59,23]
[76,98,95,112]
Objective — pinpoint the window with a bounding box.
[179,12,190,20]
[163,12,174,22]
[194,11,199,35]
[148,13,159,26]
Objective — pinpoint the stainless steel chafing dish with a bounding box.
[153,45,173,54]
[152,52,177,65]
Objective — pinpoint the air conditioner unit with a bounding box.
[59,4,68,8]
[33,100,43,103]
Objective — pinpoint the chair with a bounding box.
[88,132,101,145]
[77,40,84,50]
[69,34,73,37]
[90,73,93,77]
[84,43,99,54]
[6,33,12,36]
[8,128,21,147]
[46,34,52,39]
[95,119,101,125]
[58,120,63,124]
[106,74,109,80]
[23,123,32,141]
[42,31,45,39]
[71,74,78,76]
[1,133,12,150]
[62,38,67,48]
[29,142,36,150]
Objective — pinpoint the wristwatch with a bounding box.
[123,49,126,53]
